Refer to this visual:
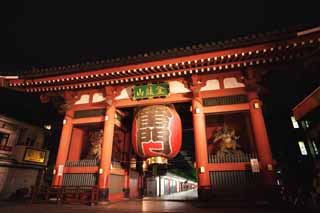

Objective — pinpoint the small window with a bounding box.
[0,132,10,149]
[305,120,310,128]
[291,116,299,129]
[298,141,308,155]
[312,140,319,155]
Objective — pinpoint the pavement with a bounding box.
[0,189,318,213]
[143,189,198,201]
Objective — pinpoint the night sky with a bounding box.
[0,1,319,74]
[0,1,319,181]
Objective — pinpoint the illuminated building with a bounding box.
[1,25,320,201]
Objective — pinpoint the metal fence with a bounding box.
[62,173,97,186]
[65,160,123,168]
[210,170,261,190]
[208,153,258,163]
[65,159,99,167]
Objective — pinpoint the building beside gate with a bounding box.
[1,25,320,201]
[0,115,49,199]
[292,86,320,168]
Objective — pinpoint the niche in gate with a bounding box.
[211,125,244,157]
[85,129,103,160]
[206,113,252,158]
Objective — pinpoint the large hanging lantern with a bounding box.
[132,105,182,166]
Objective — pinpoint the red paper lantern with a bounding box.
[132,105,182,160]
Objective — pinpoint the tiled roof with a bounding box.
[13,24,316,79]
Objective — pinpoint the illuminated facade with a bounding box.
[2,25,320,201]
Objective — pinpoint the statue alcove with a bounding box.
[205,112,255,157]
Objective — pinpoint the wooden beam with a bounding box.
[71,104,105,112]
[63,166,98,173]
[203,103,250,114]
[200,88,247,99]
[110,168,125,176]
[115,93,192,108]
[293,86,320,120]
[207,162,250,171]
[72,116,105,125]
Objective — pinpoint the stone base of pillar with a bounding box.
[198,186,211,201]
[98,188,109,204]
[123,188,130,198]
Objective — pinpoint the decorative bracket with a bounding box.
[105,86,123,106]
[189,75,205,97]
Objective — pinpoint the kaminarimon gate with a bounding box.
[3,26,320,202]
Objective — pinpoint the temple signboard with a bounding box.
[133,83,169,100]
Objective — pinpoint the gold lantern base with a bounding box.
[146,156,168,166]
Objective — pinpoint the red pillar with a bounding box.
[245,114,256,152]
[248,91,275,185]
[52,115,73,186]
[192,96,211,198]
[98,104,116,202]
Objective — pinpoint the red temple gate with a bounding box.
[2,25,320,202]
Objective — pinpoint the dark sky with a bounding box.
[0,1,319,74]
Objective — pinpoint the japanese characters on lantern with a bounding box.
[132,105,182,160]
